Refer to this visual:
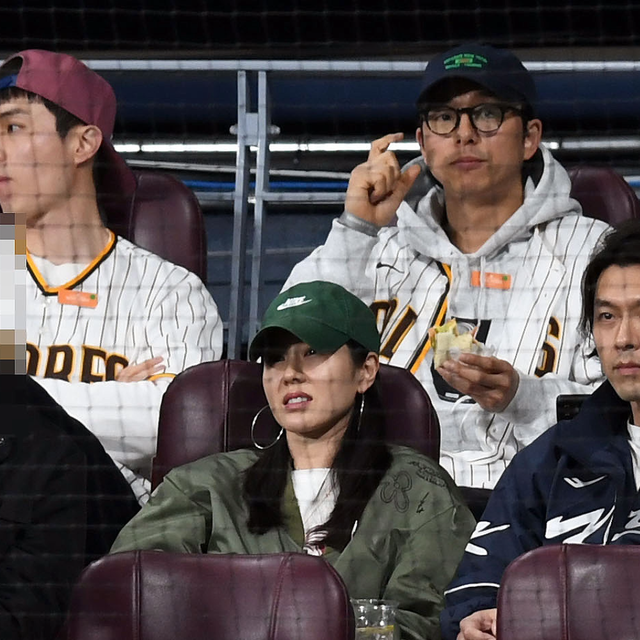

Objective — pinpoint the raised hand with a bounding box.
[344,133,422,227]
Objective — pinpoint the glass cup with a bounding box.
[350,598,398,640]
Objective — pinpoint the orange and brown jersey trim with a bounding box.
[27,231,117,296]
[408,262,452,374]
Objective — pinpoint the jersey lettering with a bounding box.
[81,346,108,383]
[26,343,40,376]
[535,316,561,377]
[106,354,129,380]
[44,345,75,381]
[380,307,418,359]
[27,342,129,383]
[370,299,398,335]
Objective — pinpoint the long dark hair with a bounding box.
[242,340,392,551]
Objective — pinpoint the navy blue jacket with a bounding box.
[441,381,635,640]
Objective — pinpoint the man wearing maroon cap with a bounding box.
[286,43,609,499]
[0,50,223,503]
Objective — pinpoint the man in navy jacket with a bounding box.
[441,219,640,640]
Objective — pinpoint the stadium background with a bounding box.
[3,1,639,355]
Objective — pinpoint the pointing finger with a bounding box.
[368,133,404,160]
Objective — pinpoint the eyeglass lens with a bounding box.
[426,104,507,135]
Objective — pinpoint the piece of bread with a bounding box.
[429,318,479,368]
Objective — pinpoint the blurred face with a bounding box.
[0,212,26,374]
[0,97,76,223]
[593,265,640,424]
[416,89,541,203]
[262,334,377,442]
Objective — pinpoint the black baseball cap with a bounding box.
[417,43,537,110]
[249,281,380,361]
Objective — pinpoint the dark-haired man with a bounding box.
[0,50,223,502]
[285,43,608,490]
[441,220,640,639]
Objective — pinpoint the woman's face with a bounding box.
[262,334,378,443]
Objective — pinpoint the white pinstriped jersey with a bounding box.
[27,232,223,501]
[285,147,609,488]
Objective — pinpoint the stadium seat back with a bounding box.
[568,165,640,225]
[497,544,640,640]
[101,170,208,282]
[64,551,354,640]
[152,359,440,489]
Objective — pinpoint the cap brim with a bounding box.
[249,319,349,362]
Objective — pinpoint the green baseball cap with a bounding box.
[249,281,380,361]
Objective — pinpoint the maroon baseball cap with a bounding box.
[0,49,136,196]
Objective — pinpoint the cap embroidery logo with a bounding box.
[276,296,312,311]
[443,53,489,70]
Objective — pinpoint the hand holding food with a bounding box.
[432,320,519,413]
[430,319,482,368]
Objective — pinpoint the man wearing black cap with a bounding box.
[286,43,608,492]
[0,50,223,503]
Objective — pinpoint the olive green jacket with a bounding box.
[111,446,474,640]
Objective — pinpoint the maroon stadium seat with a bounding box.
[64,551,354,640]
[568,165,640,226]
[152,359,440,489]
[497,544,640,640]
[101,170,207,282]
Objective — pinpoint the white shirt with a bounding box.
[291,468,337,554]
[30,254,86,286]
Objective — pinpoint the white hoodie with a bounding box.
[285,146,609,488]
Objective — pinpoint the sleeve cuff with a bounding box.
[499,372,551,426]
[339,211,380,237]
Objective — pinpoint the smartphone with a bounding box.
[556,394,590,422]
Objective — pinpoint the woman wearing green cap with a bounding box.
[111,281,474,639]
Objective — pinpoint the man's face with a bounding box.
[0,97,76,223]
[593,264,640,424]
[416,89,541,204]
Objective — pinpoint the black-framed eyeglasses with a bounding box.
[422,103,522,136]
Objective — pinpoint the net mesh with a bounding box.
[1,1,639,52]
[2,4,640,638]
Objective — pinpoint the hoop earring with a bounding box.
[356,394,365,434]
[251,405,284,450]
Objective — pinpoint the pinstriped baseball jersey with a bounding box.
[285,147,609,488]
[28,232,223,501]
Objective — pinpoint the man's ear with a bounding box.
[70,124,103,166]
[416,125,430,165]
[523,118,542,161]
[416,125,425,151]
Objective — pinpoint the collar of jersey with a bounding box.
[27,231,117,295]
